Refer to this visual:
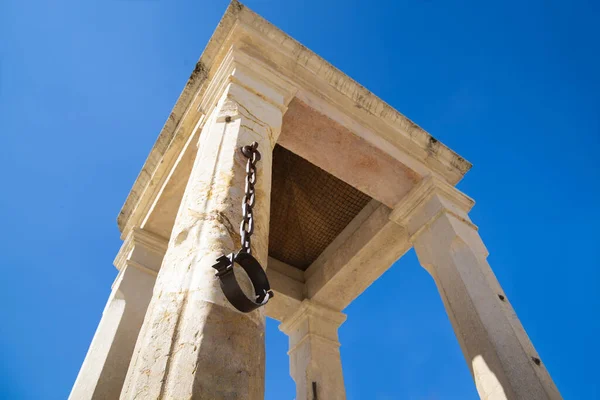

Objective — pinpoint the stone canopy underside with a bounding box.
[269,145,372,270]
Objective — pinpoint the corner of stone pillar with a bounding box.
[390,175,475,237]
[388,175,488,263]
[389,176,562,400]
[197,45,297,149]
[70,228,168,400]
[279,299,347,339]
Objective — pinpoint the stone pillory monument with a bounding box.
[70,2,561,399]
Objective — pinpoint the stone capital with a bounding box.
[195,46,298,149]
[390,175,476,240]
[113,228,168,274]
[280,300,346,336]
[200,45,297,117]
[279,300,347,400]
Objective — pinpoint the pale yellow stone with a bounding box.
[119,49,296,400]
[72,2,561,399]
[280,300,347,400]
[69,229,166,400]
[391,176,562,400]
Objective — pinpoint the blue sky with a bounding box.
[1,0,599,399]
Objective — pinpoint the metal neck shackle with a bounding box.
[211,142,273,313]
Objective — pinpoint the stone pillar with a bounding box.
[280,300,347,400]
[120,49,295,400]
[69,228,167,400]
[391,176,561,400]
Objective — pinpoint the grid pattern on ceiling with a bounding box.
[268,145,372,271]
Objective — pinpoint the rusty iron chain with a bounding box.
[211,140,272,313]
[240,141,261,254]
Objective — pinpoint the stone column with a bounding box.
[280,300,347,400]
[120,50,295,399]
[69,228,167,400]
[391,176,561,400]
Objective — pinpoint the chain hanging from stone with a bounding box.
[212,141,274,313]
[239,142,260,255]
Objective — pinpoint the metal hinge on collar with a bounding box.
[211,142,273,313]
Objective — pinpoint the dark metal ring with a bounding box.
[241,145,253,158]
[211,251,273,313]
[241,143,261,160]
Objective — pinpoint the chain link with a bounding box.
[240,142,261,254]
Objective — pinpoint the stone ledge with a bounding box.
[117,0,471,237]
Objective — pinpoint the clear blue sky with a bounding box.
[1,0,599,399]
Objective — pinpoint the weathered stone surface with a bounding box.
[264,257,303,321]
[279,99,419,207]
[69,229,166,400]
[305,200,410,310]
[117,0,470,241]
[280,300,347,400]
[119,50,295,399]
[392,176,562,400]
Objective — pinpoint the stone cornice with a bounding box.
[231,10,471,181]
[116,1,242,236]
[117,0,472,237]
[117,16,297,238]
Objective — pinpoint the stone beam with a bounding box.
[118,2,471,239]
[140,122,200,239]
[265,257,304,321]
[304,200,410,310]
[279,99,418,208]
